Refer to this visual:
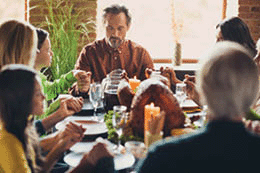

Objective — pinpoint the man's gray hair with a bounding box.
[197,41,259,120]
[103,4,131,26]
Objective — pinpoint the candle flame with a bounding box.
[134,76,137,79]
[151,102,154,107]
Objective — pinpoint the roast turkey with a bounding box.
[118,74,185,137]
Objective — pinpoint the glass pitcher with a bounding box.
[101,69,125,112]
[101,69,125,96]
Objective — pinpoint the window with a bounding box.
[0,0,25,20]
[96,0,237,61]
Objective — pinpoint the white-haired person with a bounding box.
[136,41,260,172]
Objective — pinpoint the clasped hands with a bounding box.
[72,70,92,93]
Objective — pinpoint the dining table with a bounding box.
[55,96,205,173]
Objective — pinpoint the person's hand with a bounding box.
[65,97,84,113]
[254,53,260,67]
[183,74,200,105]
[58,94,84,113]
[145,68,153,79]
[57,122,86,150]
[160,66,182,85]
[73,70,92,93]
[75,142,114,172]
[244,119,260,135]
[148,111,165,135]
[56,99,76,119]
[121,71,129,82]
[183,74,196,99]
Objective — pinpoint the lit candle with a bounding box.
[129,76,141,92]
[144,102,160,132]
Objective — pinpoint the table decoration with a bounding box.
[104,110,143,144]
[129,76,140,92]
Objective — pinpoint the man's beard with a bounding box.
[109,37,123,49]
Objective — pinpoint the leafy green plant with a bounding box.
[41,0,95,81]
[104,110,144,144]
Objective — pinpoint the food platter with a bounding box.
[55,116,108,135]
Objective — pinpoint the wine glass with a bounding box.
[175,83,187,107]
[112,105,127,154]
[89,82,102,121]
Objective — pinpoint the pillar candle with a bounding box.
[129,76,141,92]
[144,102,160,132]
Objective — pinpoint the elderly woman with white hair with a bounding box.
[136,41,260,173]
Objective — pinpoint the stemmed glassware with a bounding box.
[175,83,187,107]
[89,82,102,121]
[112,105,127,154]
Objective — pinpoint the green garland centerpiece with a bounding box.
[104,110,143,144]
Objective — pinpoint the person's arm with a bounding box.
[40,123,85,172]
[39,96,84,132]
[40,71,77,101]
[41,99,76,131]
[40,122,85,153]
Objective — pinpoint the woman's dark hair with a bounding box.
[0,64,44,172]
[103,4,131,26]
[216,16,257,56]
[36,28,49,50]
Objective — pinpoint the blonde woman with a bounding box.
[0,19,84,136]
[0,19,37,68]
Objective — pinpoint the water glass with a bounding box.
[175,83,187,106]
[89,82,102,120]
[112,105,127,153]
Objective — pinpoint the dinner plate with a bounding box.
[70,138,116,153]
[55,116,108,135]
[64,152,135,170]
[74,98,104,116]
[181,99,199,109]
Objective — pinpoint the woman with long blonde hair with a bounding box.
[0,19,37,68]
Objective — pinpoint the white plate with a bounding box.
[70,139,116,153]
[55,116,108,135]
[70,142,96,153]
[64,152,135,171]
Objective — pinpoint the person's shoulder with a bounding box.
[0,129,22,147]
[0,128,25,157]
[126,40,147,51]
[149,129,204,152]
[83,38,106,50]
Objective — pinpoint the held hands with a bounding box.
[57,96,84,119]
[183,74,201,105]
[160,66,182,85]
[72,70,92,93]
[57,121,86,150]
[244,119,260,136]
[74,142,114,172]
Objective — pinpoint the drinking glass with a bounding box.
[112,105,127,154]
[175,83,187,106]
[89,82,102,121]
